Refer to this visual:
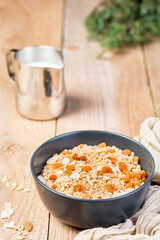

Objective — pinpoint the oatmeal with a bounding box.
[39,143,147,199]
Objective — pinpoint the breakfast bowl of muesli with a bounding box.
[30,130,155,229]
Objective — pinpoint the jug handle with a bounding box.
[6,49,17,82]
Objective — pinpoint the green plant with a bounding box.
[85,0,160,51]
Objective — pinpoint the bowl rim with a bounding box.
[30,130,155,202]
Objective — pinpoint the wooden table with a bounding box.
[0,0,160,239]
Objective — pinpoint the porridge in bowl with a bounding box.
[39,142,146,199]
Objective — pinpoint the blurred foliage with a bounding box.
[85,0,160,50]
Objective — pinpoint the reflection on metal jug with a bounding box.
[6,45,66,120]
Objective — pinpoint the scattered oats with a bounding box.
[4,202,12,208]
[116,162,120,172]
[28,235,33,240]
[109,165,117,173]
[2,175,8,182]
[1,203,14,219]
[97,166,102,171]
[70,172,80,179]
[86,175,93,185]
[22,230,28,236]
[24,188,30,192]
[15,185,24,191]
[62,158,70,165]
[4,221,15,228]
[68,160,76,165]
[24,221,33,232]
[16,235,25,240]
[37,175,46,184]
[47,155,57,164]
[10,182,17,190]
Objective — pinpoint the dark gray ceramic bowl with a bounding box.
[30,130,155,229]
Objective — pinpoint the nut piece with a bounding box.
[24,221,33,232]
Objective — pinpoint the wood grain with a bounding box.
[49,0,155,239]
[143,39,160,117]
[0,0,64,239]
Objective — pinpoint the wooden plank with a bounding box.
[49,0,155,239]
[0,0,64,239]
[143,39,160,117]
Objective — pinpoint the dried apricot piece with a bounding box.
[66,165,75,171]
[72,153,79,160]
[52,162,63,169]
[81,166,92,172]
[51,184,57,190]
[61,150,72,155]
[98,142,107,148]
[104,183,115,192]
[122,149,131,156]
[107,148,116,154]
[123,175,130,183]
[98,196,102,199]
[140,170,146,179]
[123,170,133,179]
[108,156,117,164]
[97,170,103,176]
[24,221,33,232]
[133,172,141,180]
[102,166,113,173]
[82,192,90,199]
[49,174,57,181]
[133,179,141,187]
[79,156,88,161]
[73,184,85,192]
[63,170,72,176]
[125,181,133,188]
[133,156,139,164]
[118,162,127,171]
[78,144,84,148]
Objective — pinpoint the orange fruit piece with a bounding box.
[51,184,57,190]
[98,196,102,199]
[104,183,115,192]
[133,172,141,180]
[133,156,139,164]
[73,184,85,192]
[98,142,107,148]
[108,156,117,164]
[97,170,103,176]
[81,166,92,172]
[122,149,131,156]
[79,156,88,161]
[49,174,57,181]
[102,166,113,173]
[63,170,72,176]
[61,150,72,155]
[82,192,90,199]
[106,148,116,154]
[66,165,75,171]
[133,179,141,187]
[78,144,84,148]
[52,162,63,169]
[125,181,133,188]
[118,162,127,171]
[72,153,79,160]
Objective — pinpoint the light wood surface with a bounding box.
[0,0,159,239]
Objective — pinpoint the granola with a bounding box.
[40,143,147,199]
